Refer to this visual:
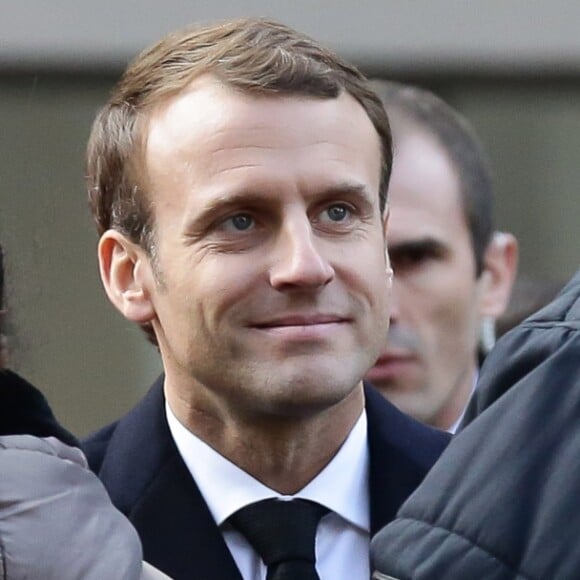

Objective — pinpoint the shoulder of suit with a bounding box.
[82,421,119,473]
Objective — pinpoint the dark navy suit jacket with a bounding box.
[83,378,449,580]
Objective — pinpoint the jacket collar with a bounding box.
[99,378,448,576]
[364,383,450,535]
[99,377,242,580]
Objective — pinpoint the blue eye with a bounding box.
[223,214,255,231]
[324,204,350,222]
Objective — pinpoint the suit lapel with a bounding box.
[98,379,242,580]
[365,383,450,536]
[366,383,407,535]
[97,379,448,577]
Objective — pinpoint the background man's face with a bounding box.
[138,78,391,419]
[365,129,484,429]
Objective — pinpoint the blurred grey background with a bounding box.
[1,0,579,435]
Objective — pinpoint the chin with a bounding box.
[263,371,361,414]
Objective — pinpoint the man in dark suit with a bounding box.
[83,18,449,580]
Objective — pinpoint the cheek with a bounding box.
[396,269,470,335]
[429,279,481,352]
[192,255,266,320]
[350,242,392,314]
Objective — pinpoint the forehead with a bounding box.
[143,76,382,203]
[387,129,470,243]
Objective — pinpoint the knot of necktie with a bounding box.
[229,498,329,580]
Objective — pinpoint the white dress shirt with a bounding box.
[166,403,370,580]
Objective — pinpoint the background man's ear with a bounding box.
[98,230,156,324]
[479,232,519,318]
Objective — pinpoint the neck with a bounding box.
[433,364,477,431]
[166,382,365,494]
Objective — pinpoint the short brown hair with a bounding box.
[86,18,392,343]
[87,18,391,244]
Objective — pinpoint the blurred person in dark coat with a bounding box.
[371,268,580,579]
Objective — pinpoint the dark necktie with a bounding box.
[229,498,329,580]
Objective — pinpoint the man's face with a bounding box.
[136,78,391,419]
[365,129,484,429]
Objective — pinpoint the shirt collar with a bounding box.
[166,403,370,532]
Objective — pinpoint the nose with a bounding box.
[269,217,334,291]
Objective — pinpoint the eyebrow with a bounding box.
[388,236,449,258]
[187,181,375,231]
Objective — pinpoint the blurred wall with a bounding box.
[1,1,579,435]
[447,82,580,280]
[0,76,162,435]
[4,1,580,75]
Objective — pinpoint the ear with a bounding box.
[98,230,156,324]
[382,204,390,238]
[478,232,519,318]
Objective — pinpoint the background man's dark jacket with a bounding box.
[83,381,449,580]
[0,369,78,446]
[0,370,150,580]
[371,269,580,580]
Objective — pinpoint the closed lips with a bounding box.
[252,315,348,328]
